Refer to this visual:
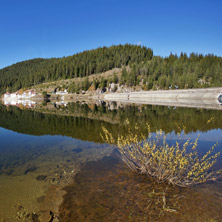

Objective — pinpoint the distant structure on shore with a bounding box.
[2,90,38,108]
[4,90,37,100]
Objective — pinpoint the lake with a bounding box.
[0,101,222,221]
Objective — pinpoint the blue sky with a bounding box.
[0,0,221,69]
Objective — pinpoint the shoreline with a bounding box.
[103,87,222,110]
[3,87,222,111]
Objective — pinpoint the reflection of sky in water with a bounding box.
[0,127,73,146]
[1,126,221,161]
[185,129,222,142]
[0,127,109,169]
[0,127,72,157]
[0,127,69,149]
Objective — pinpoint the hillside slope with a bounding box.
[0,44,153,94]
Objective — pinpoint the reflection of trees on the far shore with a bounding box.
[0,102,221,143]
[54,101,222,133]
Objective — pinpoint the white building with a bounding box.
[56,89,68,95]
[4,93,10,100]
[3,90,38,101]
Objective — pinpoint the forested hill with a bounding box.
[121,53,222,90]
[0,44,222,94]
[0,44,153,94]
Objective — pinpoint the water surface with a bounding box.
[0,102,221,221]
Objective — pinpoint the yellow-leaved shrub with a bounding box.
[101,120,221,187]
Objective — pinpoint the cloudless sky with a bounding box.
[0,0,221,69]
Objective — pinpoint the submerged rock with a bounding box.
[72,148,83,153]
[36,175,47,181]
[24,166,38,175]
[31,213,39,222]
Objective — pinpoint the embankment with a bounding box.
[104,88,222,110]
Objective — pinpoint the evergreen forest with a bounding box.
[0,44,221,94]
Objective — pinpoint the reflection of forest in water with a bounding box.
[0,102,221,143]
[0,102,222,221]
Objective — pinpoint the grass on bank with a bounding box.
[101,120,221,187]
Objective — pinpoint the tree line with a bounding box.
[0,44,221,94]
[120,53,222,90]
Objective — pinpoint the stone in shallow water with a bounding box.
[6,169,14,176]
[31,213,39,222]
[36,175,47,181]
[24,166,38,175]
[37,196,45,203]
[72,148,83,153]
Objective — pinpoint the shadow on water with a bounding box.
[60,151,222,222]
